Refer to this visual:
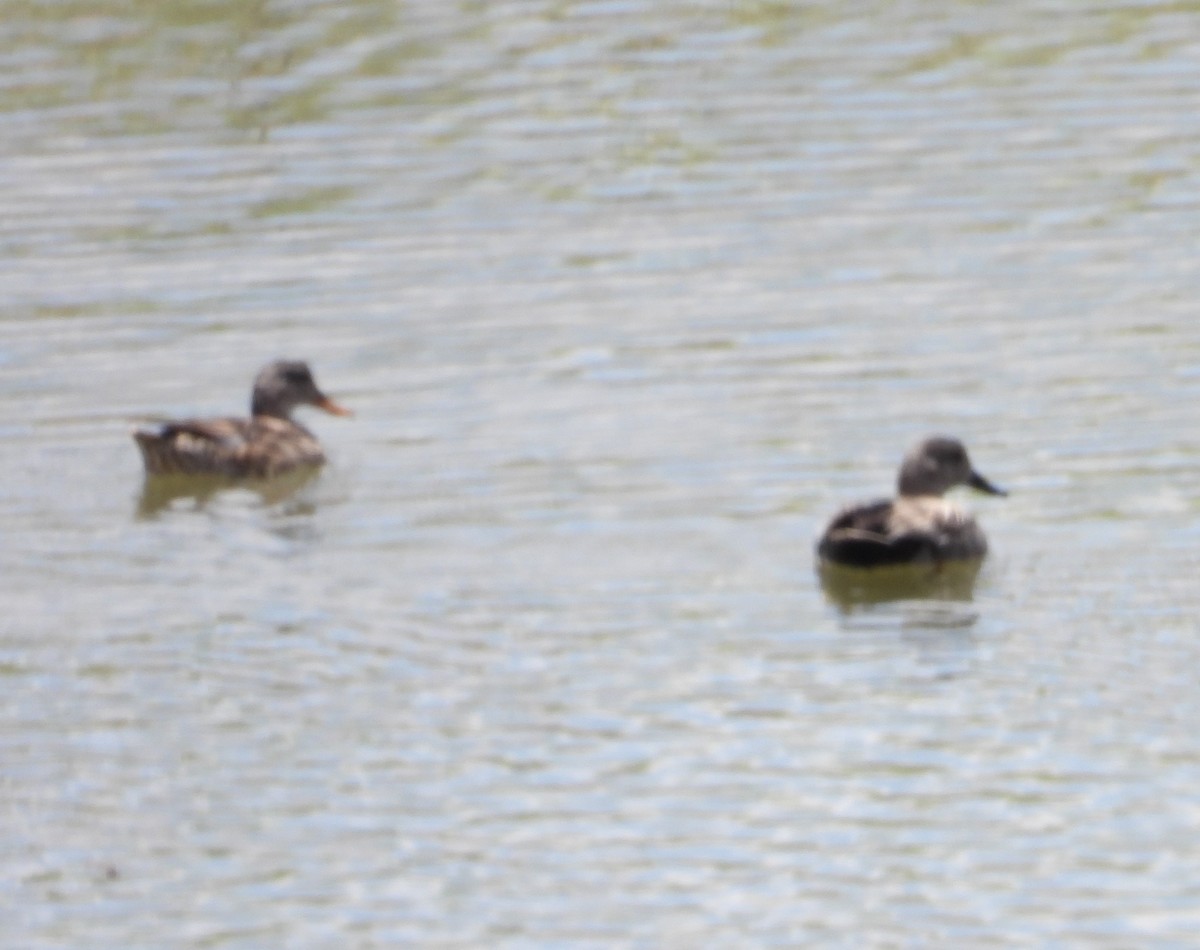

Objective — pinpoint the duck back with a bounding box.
[134,416,325,478]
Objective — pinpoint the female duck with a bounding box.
[133,360,351,479]
[817,436,1006,568]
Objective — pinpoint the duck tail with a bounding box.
[132,426,175,475]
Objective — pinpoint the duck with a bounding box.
[133,360,351,479]
[816,436,1006,568]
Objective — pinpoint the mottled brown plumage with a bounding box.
[133,360,351,479]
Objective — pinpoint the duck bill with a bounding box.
[968,470,1006,496]
[315,395,353,417]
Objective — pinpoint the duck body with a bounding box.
[817,436,1004,570]
[817,495,989,567]
[134,415,328,478]
[133,360,350,479]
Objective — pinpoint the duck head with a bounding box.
[896,436,1005,498]
[250,360,352,419]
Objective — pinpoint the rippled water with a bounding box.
[5,1,1200,945]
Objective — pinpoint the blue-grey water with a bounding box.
[5,2,1200,946]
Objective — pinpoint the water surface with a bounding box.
[5,1,1200,945]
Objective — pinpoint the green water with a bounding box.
[4,1,1200,945]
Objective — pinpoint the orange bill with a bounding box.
[316,395,353,417]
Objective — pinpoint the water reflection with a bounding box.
[818,559,982,613]
[135,467,319,518]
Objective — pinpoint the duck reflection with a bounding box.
[135,466,320,519]
[817,558,982,613]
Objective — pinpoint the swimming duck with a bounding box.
[817,436,1006,568]
[133,360,351,478]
